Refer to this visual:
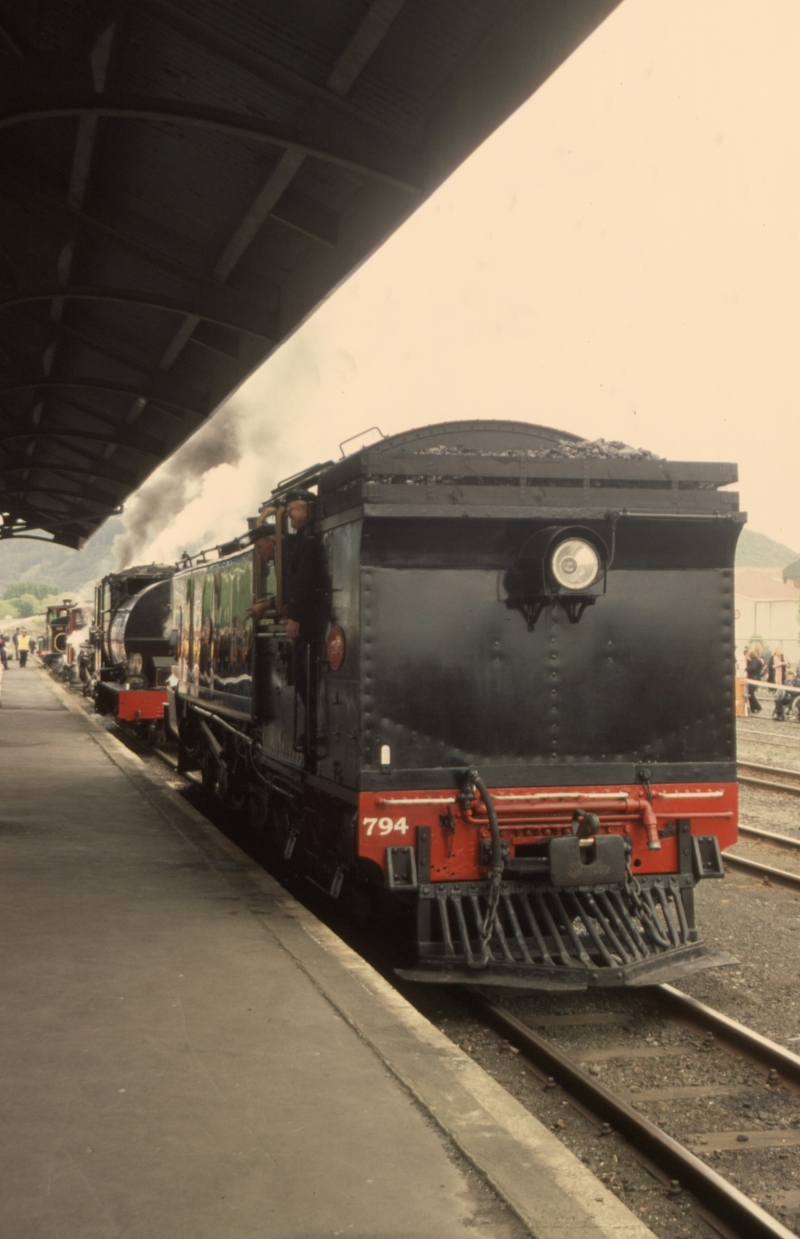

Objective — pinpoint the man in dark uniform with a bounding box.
[245,522,278,623]
[282,490,328,734]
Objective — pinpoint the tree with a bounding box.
[2,580,59,600]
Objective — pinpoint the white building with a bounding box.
[735,567,800,665]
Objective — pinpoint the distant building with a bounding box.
[735,567,800,663]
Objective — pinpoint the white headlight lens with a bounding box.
[550,538,600,590]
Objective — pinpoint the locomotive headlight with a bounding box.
[550,538,600,590]
[504,524,610,629]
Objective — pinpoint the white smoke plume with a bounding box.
[113,402,243,570]
[66,624,87,660]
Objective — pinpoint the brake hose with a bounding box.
[464,768,504,966]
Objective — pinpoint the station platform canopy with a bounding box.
[0,0,620,547]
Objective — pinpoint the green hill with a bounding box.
[735,528,799,569]
[0,518,124,601]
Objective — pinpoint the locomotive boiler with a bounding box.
[91,564,175,732]
[168,419,741,989]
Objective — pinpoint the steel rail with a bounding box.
[738,770,800,796]
[739,823,800,851]
[739,744,800,760]
[739,760,800,781]
[152,745,201,784]
[471,992,798,1239]
[723,851,800,890]
[743,758,800,797]
[737,776,800,795]
[739,747,800,759]
[737,729,800,751]
[653,984,800,1086]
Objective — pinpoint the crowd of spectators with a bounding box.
[739,644,800,720]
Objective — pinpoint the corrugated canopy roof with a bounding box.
[0,0,620,547]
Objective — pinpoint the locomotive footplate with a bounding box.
[398,875,736,990]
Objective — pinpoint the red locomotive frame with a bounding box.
[358,781,737,881]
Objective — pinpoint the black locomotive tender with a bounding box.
[98,420,744,989]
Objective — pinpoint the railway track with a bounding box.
[723,847,800,891]
[468,985,800,1239]
[738,762,800,796]
[726,763,800,888]
[738,725,800,753]
[153,746,203,785]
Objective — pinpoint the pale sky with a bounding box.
[133,0,800,566]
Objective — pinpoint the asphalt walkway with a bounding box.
[0,663,655,1239]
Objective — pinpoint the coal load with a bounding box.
[415,437,662,461]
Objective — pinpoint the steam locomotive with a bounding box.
[88,564,175,735]
[158,419,741,990]
[42,599,89,679]
[42,600,75,666]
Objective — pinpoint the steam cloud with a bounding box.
[113,403,243,570]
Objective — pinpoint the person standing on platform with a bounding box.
[0,633,7,671]
[746,647,765,714]
[12,627,20,661]
[17,629,30,667]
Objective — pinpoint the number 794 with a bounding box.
[363,816,409,837]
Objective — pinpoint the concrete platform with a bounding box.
[0,663,657,1239]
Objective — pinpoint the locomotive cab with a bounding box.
[91,565,176,730]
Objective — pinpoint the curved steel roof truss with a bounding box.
[0,0,620,547]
